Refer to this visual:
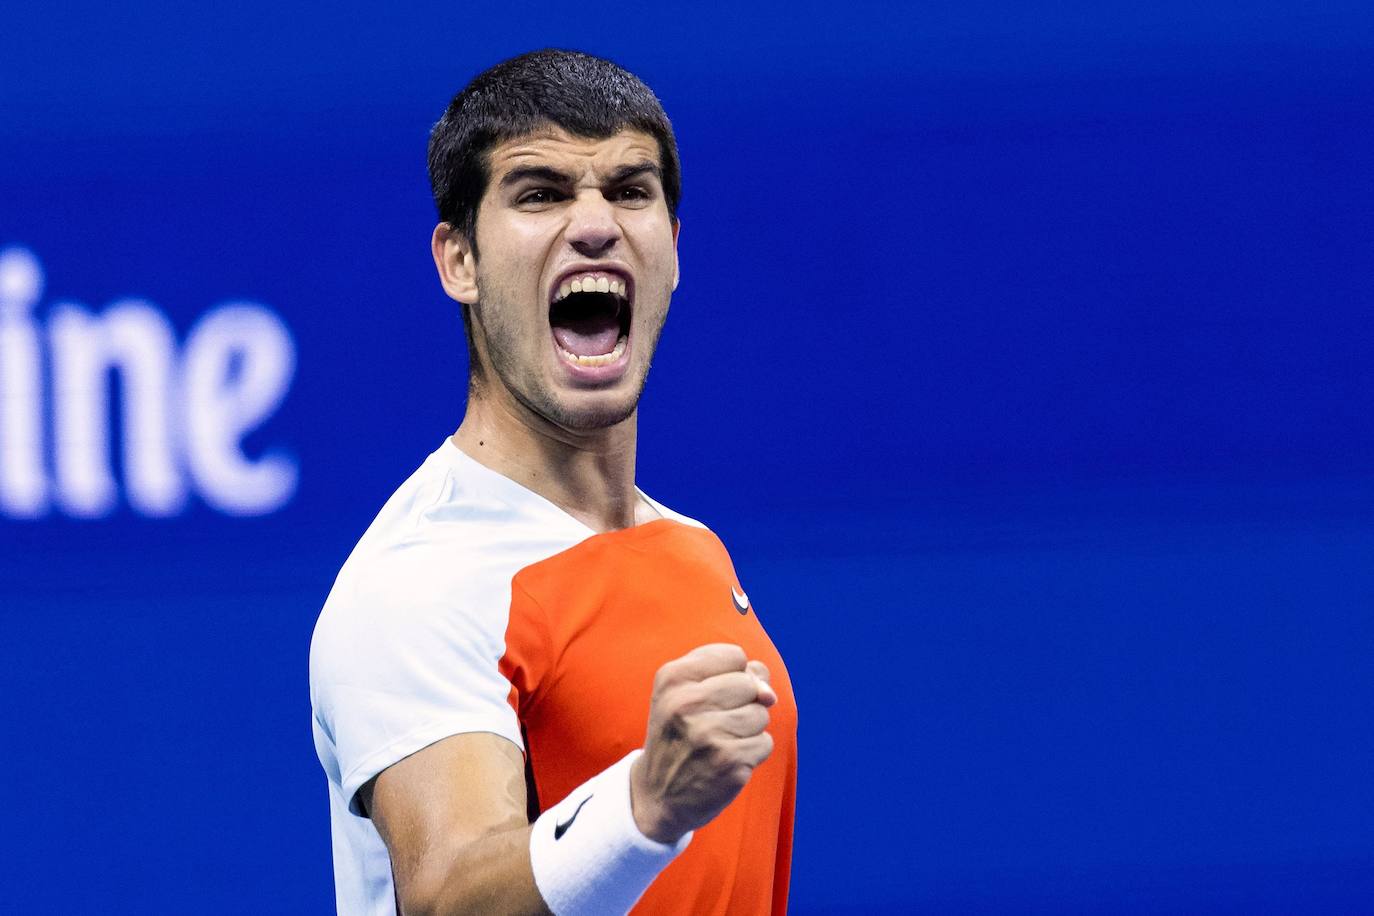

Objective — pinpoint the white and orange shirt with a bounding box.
[310,440,798,916]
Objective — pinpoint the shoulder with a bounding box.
[638,489,710,532]
[309,442,590,694]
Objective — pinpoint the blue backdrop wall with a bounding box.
[3,2,1372,911]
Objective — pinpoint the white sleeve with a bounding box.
[310,543,523,816]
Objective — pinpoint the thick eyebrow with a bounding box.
[497,161,662,190]
[499,165,572,189]
[605,161,662,185]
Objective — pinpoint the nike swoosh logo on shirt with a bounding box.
[732,586,750,614]
[554,794,593,840]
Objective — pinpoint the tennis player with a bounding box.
[310,49,797,915]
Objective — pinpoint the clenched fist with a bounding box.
[630,644,777,844]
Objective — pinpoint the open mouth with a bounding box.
[548,272,632,368]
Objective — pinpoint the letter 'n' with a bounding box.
[49,300,183,517]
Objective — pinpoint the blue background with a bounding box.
[3,1,1373,911]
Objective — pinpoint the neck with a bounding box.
[452,385,655,533]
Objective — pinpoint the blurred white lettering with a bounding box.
[183,305,297,516]
[0,248,47,517]
[0,246,298,520]
[50,300,182,517]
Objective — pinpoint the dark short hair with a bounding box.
[427,48,681,256]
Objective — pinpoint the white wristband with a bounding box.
[529,749,691,916]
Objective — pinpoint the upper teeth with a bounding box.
[552,273,628,303]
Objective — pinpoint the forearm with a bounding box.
[402,824,549,916]
[404,751,688,916]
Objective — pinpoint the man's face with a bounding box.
[465,126,680,432]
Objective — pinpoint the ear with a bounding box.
[671,218,681,291]
[432,223,478,304]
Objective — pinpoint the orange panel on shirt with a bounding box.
[499,519,798,916]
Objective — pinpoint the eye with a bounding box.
[517,188,563,205]
[611,185,652,203]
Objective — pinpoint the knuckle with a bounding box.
[714,672,746,700]
[684,717,710,747]
[719,748,744,777]
[666,685,701,718]
[659,657,691,684]
[702,643,746,670]
[712,740,754,776]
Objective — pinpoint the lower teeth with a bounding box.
[560,335,626,367]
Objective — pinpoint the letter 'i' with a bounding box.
[0,247,48,518]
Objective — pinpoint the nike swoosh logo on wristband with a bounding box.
[554,794,593,840]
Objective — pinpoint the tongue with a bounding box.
[552,313,621,357]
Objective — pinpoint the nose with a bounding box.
[565,189,621,258]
